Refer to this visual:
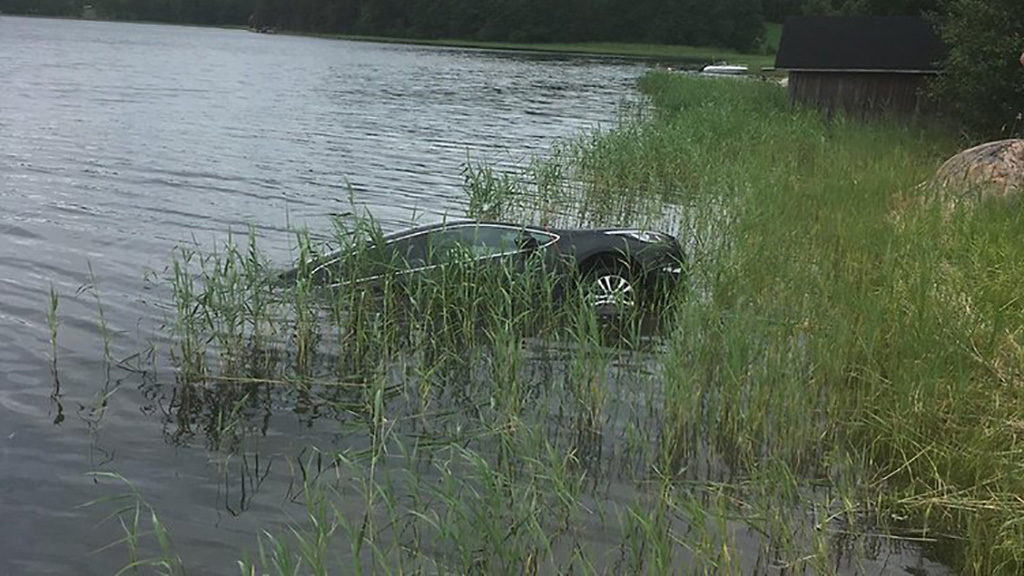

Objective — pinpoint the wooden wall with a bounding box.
[788,72,934,118]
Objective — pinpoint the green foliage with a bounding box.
[932,0,1024,140]
[84,472,184,575]
[798,0,940,15]
[4,0,766,52]
[0,0,80,15]
[638,73,1024,573]
[85,71,1024,573]
[461,162,517,221]
[762,0,805,21]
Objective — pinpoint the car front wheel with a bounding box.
[584,264,636,314]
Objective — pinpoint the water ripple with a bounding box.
[0,14,644,573]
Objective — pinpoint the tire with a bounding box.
[584,262,637,315]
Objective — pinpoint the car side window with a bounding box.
[418,226,515,264]
[459,225,523,258]
[385,235,428,268]
[422,229,472,264]
[525,230,556,247]
[395,225,556,268]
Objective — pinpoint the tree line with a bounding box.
[248,0,769,51]
[0,0,962,51]
[0,0,947,53]
[0,0,765,51]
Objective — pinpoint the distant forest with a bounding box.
[1,0,937,52]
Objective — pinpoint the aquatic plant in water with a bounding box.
[80,72,1011,574]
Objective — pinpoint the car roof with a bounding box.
[379,220,664,243]
[382,220,555,241]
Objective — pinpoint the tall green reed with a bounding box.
[88,70,984,574]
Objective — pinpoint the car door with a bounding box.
[454,224,558,275]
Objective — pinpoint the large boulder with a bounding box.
[934,139,1024,202]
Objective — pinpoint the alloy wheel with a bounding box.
[587,272,636,309]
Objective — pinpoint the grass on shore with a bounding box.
[83,72,1024,574]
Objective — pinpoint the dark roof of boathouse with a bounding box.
[775,16,946,73]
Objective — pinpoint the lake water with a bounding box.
[0,15,648,573]
[0,15,648,572]
[0,16,951,574]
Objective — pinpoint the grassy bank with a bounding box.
[590,74,1019,572]
[86,72,1024,574]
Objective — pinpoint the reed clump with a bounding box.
[627,73,1020,573]
[88,72,1024,573]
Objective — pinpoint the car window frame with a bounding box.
[320,222,560,287]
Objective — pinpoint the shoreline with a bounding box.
[0,13,776,70]
[294,33,776,69]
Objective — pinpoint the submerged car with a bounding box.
[281,221,685,312]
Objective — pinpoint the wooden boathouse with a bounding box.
[774,16,946,117]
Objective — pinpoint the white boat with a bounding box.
[700,63,748,76]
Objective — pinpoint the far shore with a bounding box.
[0,12,778,70]
[296,33,778,70]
